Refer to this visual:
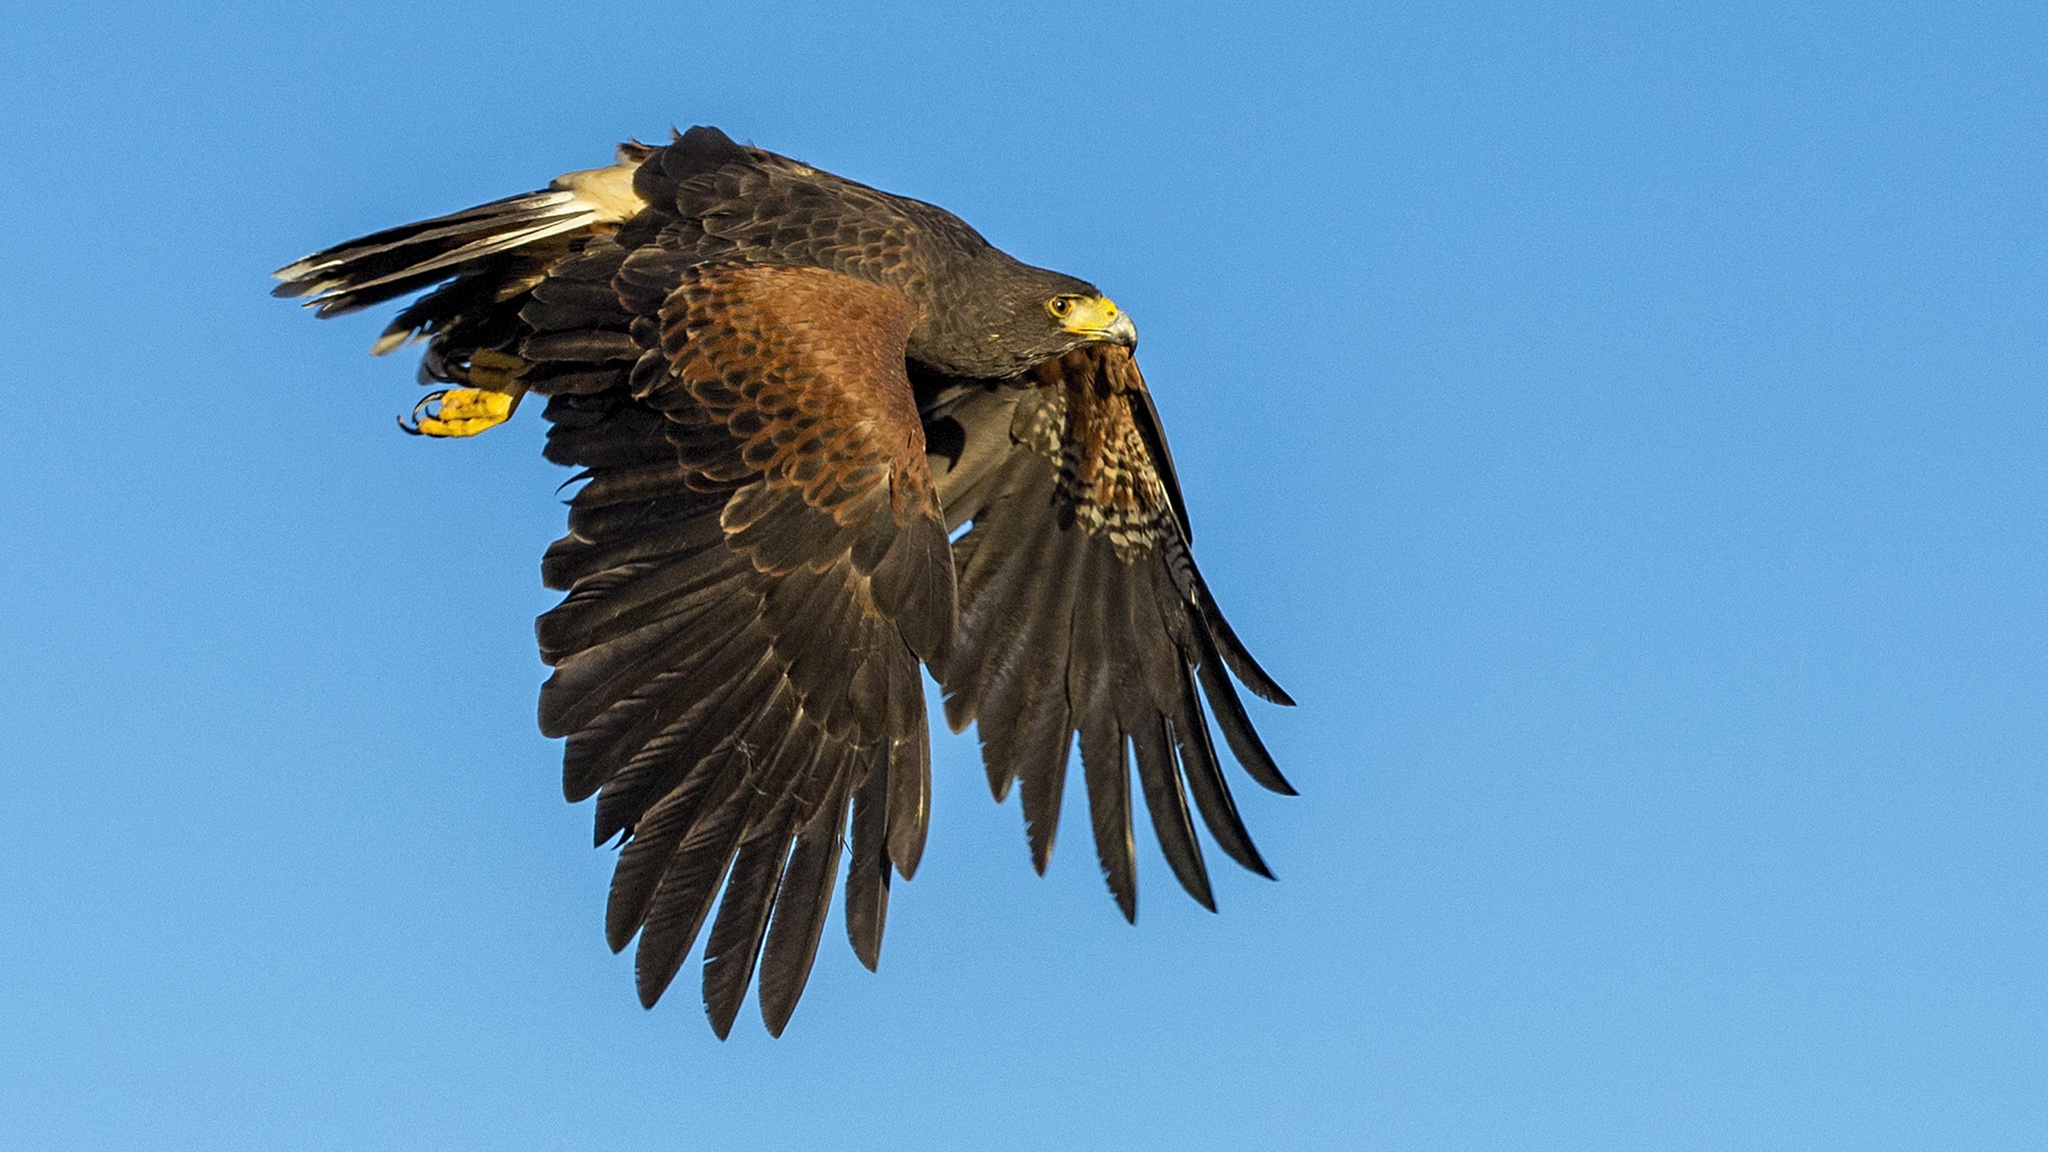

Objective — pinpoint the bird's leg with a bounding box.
[402,349,530,437]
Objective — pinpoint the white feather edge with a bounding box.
[273,158,648,291]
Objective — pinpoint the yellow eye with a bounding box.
[1047,296,1075,319]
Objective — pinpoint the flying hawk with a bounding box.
[274,126,1293,1037]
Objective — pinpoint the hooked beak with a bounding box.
[1102,309,1137,347]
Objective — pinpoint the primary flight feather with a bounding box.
[274,125,1293,1038]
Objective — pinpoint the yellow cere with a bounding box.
[1053,294,1124,336]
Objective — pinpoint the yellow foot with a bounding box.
[403,387,521,437]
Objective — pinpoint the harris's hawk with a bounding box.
[274,126,1293,1037]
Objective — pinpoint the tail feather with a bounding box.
[272,151,649,323]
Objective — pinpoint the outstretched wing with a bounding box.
[535,255,953,1037]
[279,153,955,1034]
[920,345,1293,921]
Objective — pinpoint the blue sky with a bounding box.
[3,2,2044,1148]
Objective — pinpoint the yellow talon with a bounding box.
[404,387,522,437]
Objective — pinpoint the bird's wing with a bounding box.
[920,345,1294,921]
[536,253,954,1038]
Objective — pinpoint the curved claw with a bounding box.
[399,390,451,435]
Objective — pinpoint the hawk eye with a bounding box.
[1047,296,1075,319]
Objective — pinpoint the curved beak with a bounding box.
[1102,309,1138,347]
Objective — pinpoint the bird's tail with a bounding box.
[271,143,653,349]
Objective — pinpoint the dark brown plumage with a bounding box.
[274,125,1293,1038]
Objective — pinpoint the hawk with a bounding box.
[275,126,1293,1037]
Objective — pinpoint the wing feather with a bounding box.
[843,746,893,971]
[702,796,800,1037]
[757,751,855,1035]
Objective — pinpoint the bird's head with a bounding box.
[913,262,1140,378]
